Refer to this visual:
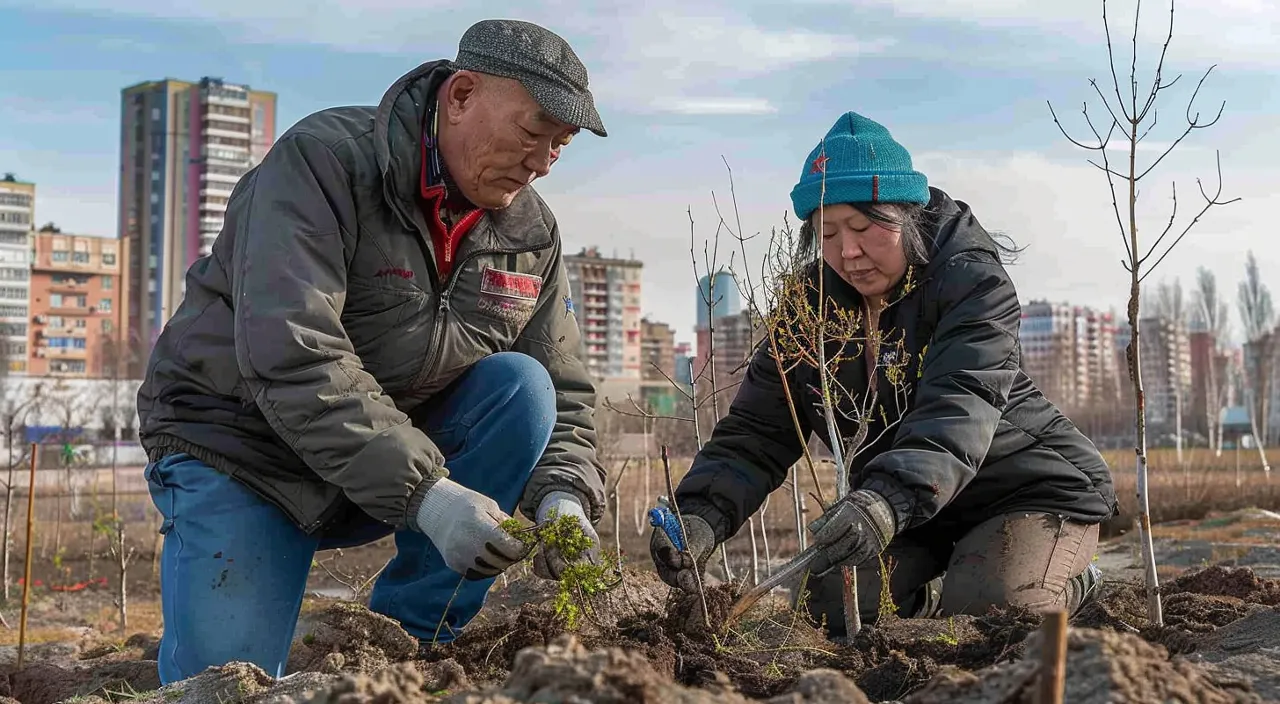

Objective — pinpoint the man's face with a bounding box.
[438,72,579,210]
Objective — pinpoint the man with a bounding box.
[136,19,609,684]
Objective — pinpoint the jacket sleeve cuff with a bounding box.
[404,475,443,532]
[673,497,731,545]
[522,480,595,524]
[859,475,914,532]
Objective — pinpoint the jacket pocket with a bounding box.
[341,279,425,382]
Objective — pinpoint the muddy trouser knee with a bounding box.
[146,453,320,684]
[937,512,1100,617]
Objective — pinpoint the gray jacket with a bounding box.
[136,60,607,535]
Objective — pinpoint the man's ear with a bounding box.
[442,71,483,124]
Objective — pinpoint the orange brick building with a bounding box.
[28,230,131,377]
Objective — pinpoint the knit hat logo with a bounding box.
[790,111,929,222]
[810,152,829,174]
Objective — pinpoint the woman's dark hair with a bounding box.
[799,202,1023,267]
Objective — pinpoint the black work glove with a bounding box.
[807,489,898,578]
[649,513,717,592]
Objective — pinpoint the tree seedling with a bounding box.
[501,511,622,630]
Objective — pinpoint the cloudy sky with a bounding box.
[1,0,1277,347]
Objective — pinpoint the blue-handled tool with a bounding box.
[648,503,686,552]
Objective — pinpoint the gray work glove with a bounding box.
[414,477,532,580]
[806,489,898,578]
[649,513,717,592]
[532,491,601,580]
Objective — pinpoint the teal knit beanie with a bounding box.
[790,111,929,222]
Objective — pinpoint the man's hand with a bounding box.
[532,491,600,580]
[807,489,898,578]
[649,513,716,592]
[414,478,532,579]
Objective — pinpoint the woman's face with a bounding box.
[815,203,909,301]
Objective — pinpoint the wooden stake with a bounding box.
[1036,609,1069,704]
[17,442,38,670]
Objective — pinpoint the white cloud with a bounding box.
[650,98,779,115]
[803,0,1279,68]
[0,0,893,115]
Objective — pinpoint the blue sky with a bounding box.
[1,0,1277,345]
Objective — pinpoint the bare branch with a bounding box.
[1140,151,1242,281]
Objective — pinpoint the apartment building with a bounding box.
[563,247,643,381]
[27,229,130,378]
[640,317,676,382]
[1020,301,1124,411]
[1139,313,1193,432]
[694,308,764,388]
[119,76,276,370]
[0,174,34,374]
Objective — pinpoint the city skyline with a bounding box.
[2,2,1278,346]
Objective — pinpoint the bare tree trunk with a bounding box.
[1175,385,1184,466]
[1126,210,1163,626]
[759,495,772,579]
[2,424,13,601]
[612,481,622,559]
[791,465,806,552]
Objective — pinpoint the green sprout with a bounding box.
[502,511,622,630]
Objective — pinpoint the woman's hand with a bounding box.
[807,489,898,577]
[649,513,717,592]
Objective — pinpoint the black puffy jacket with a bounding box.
[676,187,1118,543]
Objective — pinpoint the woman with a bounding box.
[650,111,1117,637]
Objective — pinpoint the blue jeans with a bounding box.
[145,352,557,684]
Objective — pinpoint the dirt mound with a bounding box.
[907,626,1259,703]
[847,607,1043,701]
[444,633,743,703]
[1170,565,1280,606]
[289,662,440,704]
[288,601,421,674]
[436,633,870,704]
[6,659,160,704]
[1189,607,1280,702]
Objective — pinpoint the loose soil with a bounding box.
[5,510,1280,702]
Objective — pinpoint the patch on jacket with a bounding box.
[478,266,542,326]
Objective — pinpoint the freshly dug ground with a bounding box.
[4,564,1280,703]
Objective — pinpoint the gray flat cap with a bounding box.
[454,19,607,138]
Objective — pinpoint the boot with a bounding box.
[908,575,945,619]
[1068,562,1104,616]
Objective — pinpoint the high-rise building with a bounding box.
[695,270,741,328]
[674,341,693,385]
[563,246,643,380]
[119,76,276,369]
[1020,300,1122,412]
[0,173,34,375]
[694,308,763,392]
[1140,313,1192,433]
[640,317,676,383]
[27,227,130,378]
[639,317,679,416]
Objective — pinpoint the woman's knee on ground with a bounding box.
[939,513,1100,616]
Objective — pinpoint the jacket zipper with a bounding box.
[413,240,551,391]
